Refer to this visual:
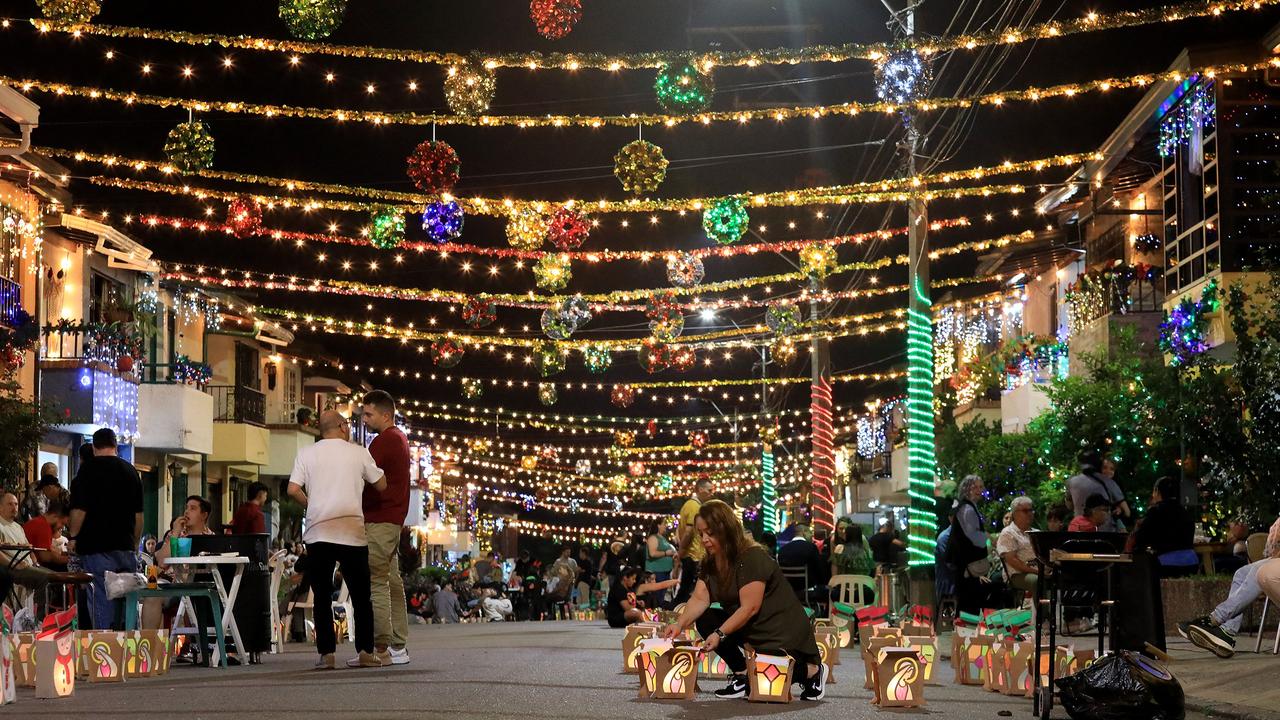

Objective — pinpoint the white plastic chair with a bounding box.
[827,574,875,647]
[267,550,286,654]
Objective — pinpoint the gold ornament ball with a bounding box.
[613,140,668,195]
[444,63,498,116]
[36,0,100,23]
[506,210,547,250]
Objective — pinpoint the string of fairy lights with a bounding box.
[19,0,1273,72]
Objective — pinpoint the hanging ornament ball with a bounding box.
[654,61,715,114]
[666,252,705,288]
[702,198,749,245]
[540,308,577,340]
[614,430,635,448]
[533,253,572,292]
[575,459,591,475]
[36,0,100,24]
[462,297,496,328]
[163,121,215,173]
[406,139,461,194]
[583,346,612,374]
[611,384,636,408]
[529,0,582,40]
[547,206,590,251]
[279,0,348,40]
[505,209,548,250]
[758,423,780,445]
[628,461,646,478]
[640,340,671,373]
[874,47,930,106]
[771,337,798,364]
[649,314,684,342]
[444,63,497,116]
[799,244,838,279]
[535,342,566,377]
[470,437,492,454]
[669,345,696,372]
[645,292,684,341]
[367,205,405,250]
[614,140,669,195]
[225,197,263,238]
[765,301,802,336]
[461,377,484,399]
[430,339,464,368]
[521,454,539,471]
[422,200,464,243]
[688,431,708,449]
[538,382,558,406]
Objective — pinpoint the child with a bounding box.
[1068,495,1111,532]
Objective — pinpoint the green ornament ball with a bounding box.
[368,205,405,249]
[654,61,714,114]
[163,121,215,173]
[279,0,347,40]
[583,347,612,373]
[702,197,749,245]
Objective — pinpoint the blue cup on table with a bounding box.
[173,537,192,557]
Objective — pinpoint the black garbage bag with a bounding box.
[1056,650,1184,720]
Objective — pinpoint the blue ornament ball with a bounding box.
[422,200,464,243]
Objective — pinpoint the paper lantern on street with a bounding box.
[959,635,994,685]
[0,631,13,704]
[11,633,33,688]
[813,622,841,665]
[35,631,75,699]
[86,632,126,683]
[746,649,793,703]
[907,635,937,682]
[815,632,838,684]
[634,637,671,697]
[986,638,1012,693]
[1003,642,1033,696]
[652,642,700,700]
[872,647,925,708]
[861,634,900,690]
[149,630,171,676]
[621,623,661,674]
[698,651,729,676]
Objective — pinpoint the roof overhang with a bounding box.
[53,212,158,273]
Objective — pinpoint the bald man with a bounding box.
[287,410,387,670]
[0,491,89,606]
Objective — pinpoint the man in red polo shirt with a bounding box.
[24,492,71,570]
[360,390,411,666]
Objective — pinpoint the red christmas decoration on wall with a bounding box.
[529,0,582,40]
[546,206,590,251]
[406,140,461,194]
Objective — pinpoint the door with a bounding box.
[234,342,260,390]
[141,468,160,538]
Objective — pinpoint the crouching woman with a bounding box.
[662,500,827,701]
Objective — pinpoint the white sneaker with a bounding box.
[388,647,411,665]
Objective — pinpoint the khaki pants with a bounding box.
[366,522,408,649]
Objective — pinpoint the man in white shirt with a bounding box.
[287,411,387,670]
[996,496,1039,592]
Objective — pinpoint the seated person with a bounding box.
[1179,515,1280,658]
[1130,476,1196,577]
[997,496,1039,592]
[663,500,828,701]
[1046,504,1068,533]
[481,588,513,622]
[1214,518,1252,574]
[605,566,678,628]
[22,493,70,571]
[1068,494,1110,533]
[0,492,88,606]
[432,581,461,623]
[777,524,830,602]
[155,495,217,563]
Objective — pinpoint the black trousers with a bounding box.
[695,607,820,679]
[674,557,698,604]
[305,541,374,655]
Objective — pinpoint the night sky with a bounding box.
[1,1,1275,495]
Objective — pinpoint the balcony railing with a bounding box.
[1065,264,1164,337]
[209,384,266,426]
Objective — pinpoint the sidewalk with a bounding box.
[1166,634,1280,720]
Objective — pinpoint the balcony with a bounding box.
[136,382,214,454]
[1066,265,1165,375]
[209,384,266,427]
[264,422,320,475]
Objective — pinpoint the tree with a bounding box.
[0,377,54,494]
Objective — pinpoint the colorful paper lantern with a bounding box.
[429,339,464,368]
[226,196,263,238]
[505,209,548,250]
[405,139,461,194]
[651,643,701,700]
[461,377,483,399]
[444,63,497,116]
[665,252,705,288]
[703,197,749,245]
[163,121,215,173]
[422,200,464,243]
[654,62,714,114]
[746,650,794,703]
[36,0,101,23]
[614,140,668,195]
[610,384,635,408]
[462,297,497,328]
[367,205,405,250]
[872,647,924,708]
[583,346,612,373]
[538,382,558,406]
[547,206,590,250]
[533,253,572,291]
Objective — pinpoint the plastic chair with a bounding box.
[1254,559,1280,655]
[779,564,811,607]
[267,550,286,654]
[827,574,874,646]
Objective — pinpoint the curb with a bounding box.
[1186,698,1280,720]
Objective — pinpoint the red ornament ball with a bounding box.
[689,431,708,449]
[116,354,135,374]
[669,346,696,372]
[611,384,635,408]
[461,297,496,328]
[226,196,263,238]
[406,140,461,194]
[546,206,590,251]
[640,340,671,373]
[529,0,581,40]
[430,339,465,368]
